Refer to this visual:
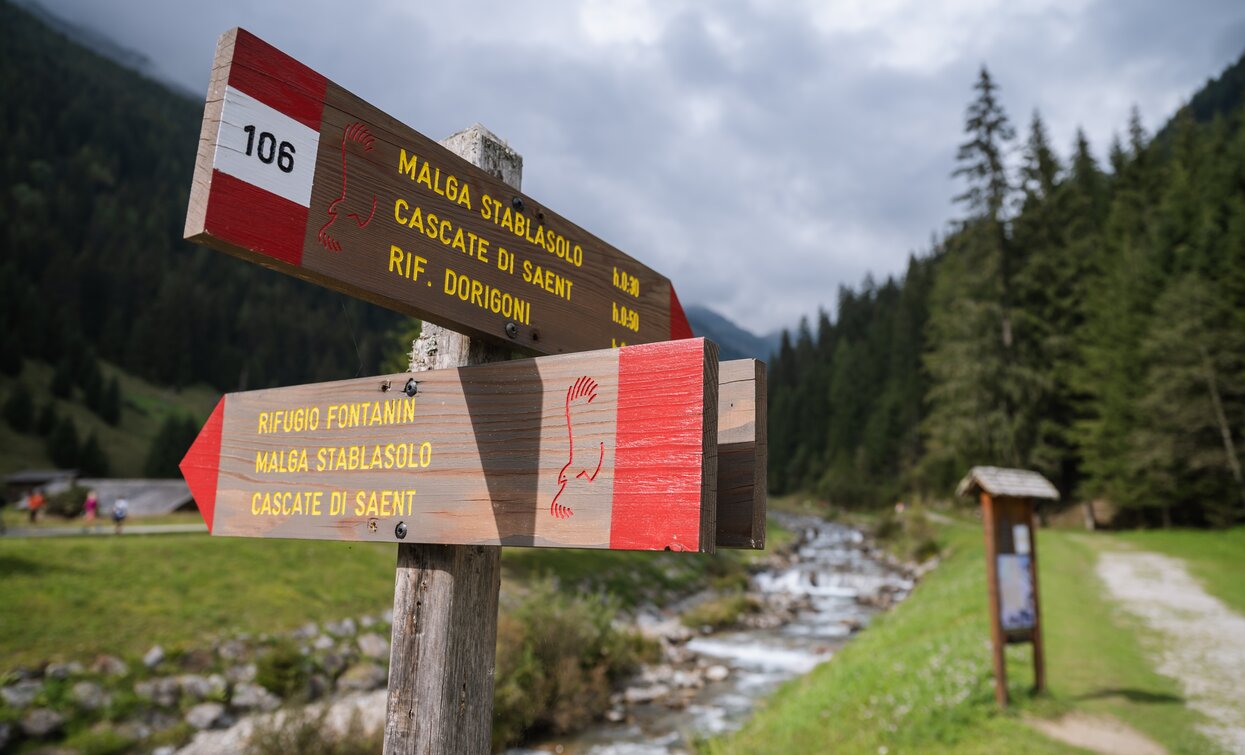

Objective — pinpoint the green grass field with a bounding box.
[705,518,1221,754]
[0,515,793,671]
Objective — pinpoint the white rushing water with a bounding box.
[518,514,913,754]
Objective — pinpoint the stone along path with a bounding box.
[1096,550,1245,753]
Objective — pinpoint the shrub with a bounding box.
[680,593,761,631]
[256,639,309,700]
[2,382,34,432]
[492,577,655,750]
[45,484,89,518]
[246,709,381,755]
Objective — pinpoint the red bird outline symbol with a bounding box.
[318,122,377,252]
[551,376,604,520]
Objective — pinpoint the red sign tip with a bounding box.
[181,397,226,533]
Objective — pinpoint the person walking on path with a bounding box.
[83,490,99,532]
[27,490,46,524]
[112,497,128,535]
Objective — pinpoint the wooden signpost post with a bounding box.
[182,27,767,753]
[180,338,720,551]
[957,466,1058,707]
[184,28,694,356]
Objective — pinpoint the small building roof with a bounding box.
[5,469,78,485]
[956,466,1059,501]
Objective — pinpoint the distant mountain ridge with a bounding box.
[684,305,782,363]
[13,0,197,97]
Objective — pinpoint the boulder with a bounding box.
[217,639,247,662]
[45,661,84,679]
[307,673,331,701]
[1,679,42,709]
[230,682,281,712]
[226,663,257,684]
[320,653,346,677]
[91,655,130,677]
[313,634,335,651]
[336,662,387,692]
[357,632,389,659]
[705,664,730,682]
[623,684,670,704]
[143,645,165,669]
[135,677,181,707]
[185,702,227,730]
[293,622,319,640]
[325,618,358,638]
[20,708,64,739]
[178,674,226,701]
[71,681,110,711]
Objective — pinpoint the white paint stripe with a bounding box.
[213,86,319,207]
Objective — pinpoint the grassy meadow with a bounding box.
[0,516,793,672]
[705,516,1226,754]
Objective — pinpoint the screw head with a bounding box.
[511,196,525,212]
[403,378,418,397]
[395,522,408,540]
[505,322,519,339]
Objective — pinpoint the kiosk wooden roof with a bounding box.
[956,466,1059,501]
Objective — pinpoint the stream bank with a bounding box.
[511,512,921,754]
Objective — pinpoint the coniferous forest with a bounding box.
[0,2,410,396]
[769,57,1245,527]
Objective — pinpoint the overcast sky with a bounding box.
[34,0,1245,334]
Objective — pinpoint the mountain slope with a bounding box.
[685,305,780,362]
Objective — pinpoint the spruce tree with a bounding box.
[3,382,35,433]
[78,431,111,477]
[923,67,1033,482]
[46,415,80,469]
[1136,274,1245,525]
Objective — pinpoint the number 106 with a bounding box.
[243,125,295,173]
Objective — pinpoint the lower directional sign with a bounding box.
[180,338,719,552]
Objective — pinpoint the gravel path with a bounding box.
[1096,551,1245,754]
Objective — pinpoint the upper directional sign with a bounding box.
[180,338,719,552]
[185,28,694,355]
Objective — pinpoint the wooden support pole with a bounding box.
[981,492,1009,708]
[383,125,521,754]
[1027,501,1046,694]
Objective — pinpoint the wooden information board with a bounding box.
[180,338,719,552]
[185,28,693,355]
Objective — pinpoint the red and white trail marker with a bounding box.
[186,28,694,356]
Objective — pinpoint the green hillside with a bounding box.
[0,0,425,476]
[0,0,413,400]
[0,358,219,478]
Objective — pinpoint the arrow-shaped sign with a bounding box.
[185,28,693,356]
[180,338,718,552]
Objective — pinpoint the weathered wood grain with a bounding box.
[715,359,767,549]
[184,28,693,356]
[179,339,720,551]
[383,127,517,755]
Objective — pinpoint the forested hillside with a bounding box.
[770,56,1245,527]
[0,0,411,395]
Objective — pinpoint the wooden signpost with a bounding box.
[957,466,1057,707]
[185,28,694,356]
[180,338,720,552]
[182,27,767,753]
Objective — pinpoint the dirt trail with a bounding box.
[1027,712,1166,755]
[1096,550,1245,753]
